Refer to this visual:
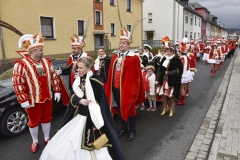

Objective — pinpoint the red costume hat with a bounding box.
[70,34,86,48]
[120,28,133,43]
[180,37,189,54]
[162,36,170,47]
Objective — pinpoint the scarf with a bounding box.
[72,71,104,129]
[162,54,175,68]
[94,54,106,71]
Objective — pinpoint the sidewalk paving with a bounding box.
[185,49,240,160]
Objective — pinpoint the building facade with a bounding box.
[142,0,184,45]
[0,0,143,61]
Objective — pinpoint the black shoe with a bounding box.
[118,130,128,136]
[126,131,135,141]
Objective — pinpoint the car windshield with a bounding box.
[0,68,13,88]
[0,59,67,88]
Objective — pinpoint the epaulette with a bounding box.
[105,55,111,59]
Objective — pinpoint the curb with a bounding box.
[185,49,238,160]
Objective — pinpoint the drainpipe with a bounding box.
[172,0,176,44]
[183,9,185,39]
[0,17,6,62]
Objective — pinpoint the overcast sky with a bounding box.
[189,0,240,28]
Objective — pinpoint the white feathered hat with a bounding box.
[18,33,44,51]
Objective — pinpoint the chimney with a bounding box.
[192,5,195,9]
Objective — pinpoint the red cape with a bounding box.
[106,53,145,121]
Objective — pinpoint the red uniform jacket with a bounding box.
[106,52,145,121]
[12,56,60,106]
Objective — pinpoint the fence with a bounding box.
[142,40,174,47]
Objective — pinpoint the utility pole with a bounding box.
[0,17,6,62]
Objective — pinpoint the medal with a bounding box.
[116,58,122,71]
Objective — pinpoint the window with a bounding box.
[95,11,102,25]
[40,17,54,38]
[110,23,115,36]
[185,13,188,23]
[185,31,188,38]
[198,33,200,38]
[190,16,193,25]
[190,32,192,39]
[199,18,200,26]
[194,32,196,40]
[195,17,197,25]
[110,0,114,5]
[95,0,101,2]
[148,13,152,23]
[127,0,131,12]
[127,25,131,32]
[78,20,84,35]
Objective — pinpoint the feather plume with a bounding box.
[131,18,146,36]
[116,0,123,29]
[82,17,91,41]
[18,34,33,49]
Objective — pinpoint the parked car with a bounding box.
[0,59,68,137]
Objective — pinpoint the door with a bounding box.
[147,32,154,40]
[94,35,104,50]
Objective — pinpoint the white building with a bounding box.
[182,3,202,41]
[142,0,184,45]
[142,0,202,46]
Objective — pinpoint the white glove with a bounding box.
[21,101,32,108]
[54,93,61,102]
[55,68,62,75]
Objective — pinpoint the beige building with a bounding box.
[0,0,142,61]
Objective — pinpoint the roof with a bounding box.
[177,1,203,18]
[189,2,207,10]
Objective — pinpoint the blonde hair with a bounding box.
[98,46,105,51]
[78,56,94,69]
[138,46,144,51]
[160,45,167,52]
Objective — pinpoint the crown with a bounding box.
[120,28,133,43]
[18,33,44,51]
[70,34,86,48]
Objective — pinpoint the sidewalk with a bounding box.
[185,49,240,160]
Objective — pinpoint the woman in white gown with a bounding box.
[40,57,125,160]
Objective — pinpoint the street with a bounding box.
[0,57,231,160]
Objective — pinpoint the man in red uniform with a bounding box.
[12,33,61,153]
[106,28,144,141]
[56,34,90,106]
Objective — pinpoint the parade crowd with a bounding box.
[11,27,236,159]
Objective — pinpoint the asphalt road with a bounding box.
[0,57,232,160]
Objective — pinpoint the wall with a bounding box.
[0,0,143,60]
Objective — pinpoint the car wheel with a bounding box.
[0,107,28,137]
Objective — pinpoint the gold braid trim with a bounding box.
[176,68,179,76]
[90,78,103,86]
[70,94,80,117]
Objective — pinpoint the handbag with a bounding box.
[92,130,109,150]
